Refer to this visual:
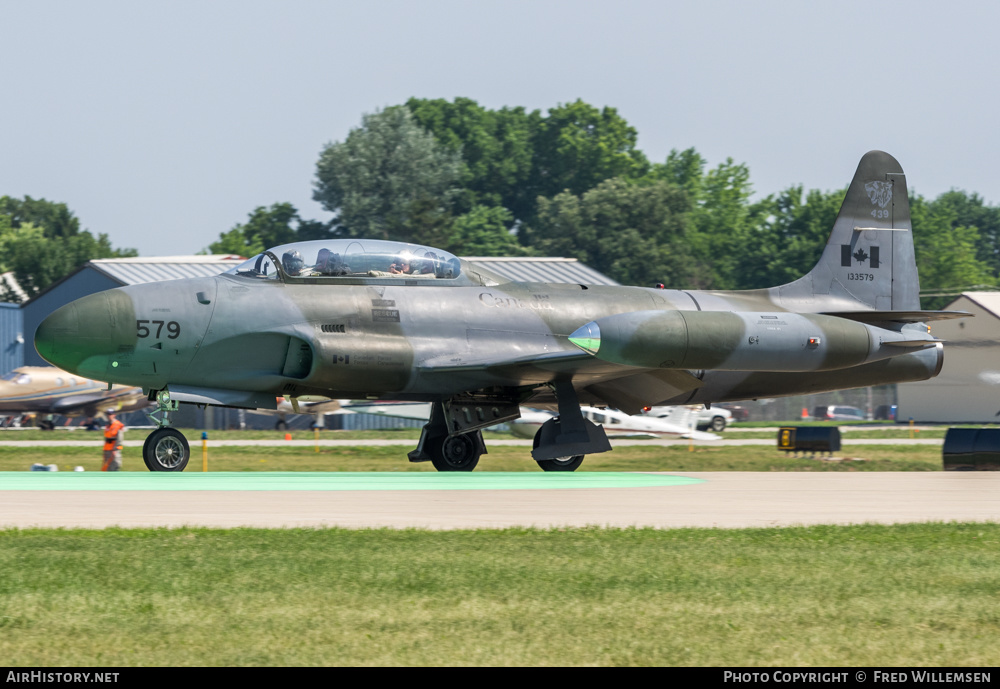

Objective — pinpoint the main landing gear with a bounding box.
[529,380,611,472]
[409,383,613,472]
[142,390,190,472]
[408,402,487,471]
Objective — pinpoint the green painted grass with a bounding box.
[1,524,998,666]
[0,443,945,473]
[0,472,704,491]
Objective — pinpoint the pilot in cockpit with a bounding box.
[389,256,412,275]
[312,248,346,276]
[282,250,305,276]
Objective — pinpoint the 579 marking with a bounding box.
[137,320,181,339]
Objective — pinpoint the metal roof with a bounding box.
[83,254,617,287]
[954,291,1000,319]
[463,257,619,286]
[88,255,245,285]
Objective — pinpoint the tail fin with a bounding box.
[777,150,919,312]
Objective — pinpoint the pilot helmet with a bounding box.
[282,250,304,275]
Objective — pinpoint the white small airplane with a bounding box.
[341,400,720,441]
[509,405,720,441]
[265,396,349,429]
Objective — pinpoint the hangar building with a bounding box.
[897,292,1000,422]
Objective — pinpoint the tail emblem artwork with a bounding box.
[865,180,894,208]
[34,151,968,473]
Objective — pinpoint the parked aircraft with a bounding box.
[263,395,346,429]
[344,400,719,440]
[509,406,720,441]
[0,366,149,429]
[35,151,965,471]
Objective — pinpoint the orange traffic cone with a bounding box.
[284,433,292,441]
[801,407,809,419]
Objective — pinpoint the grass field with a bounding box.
[0,424,959,442]
[0,442,944,472]
[1,524,997,666]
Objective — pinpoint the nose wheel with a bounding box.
[142,427,191,472]
[142,389,190,472]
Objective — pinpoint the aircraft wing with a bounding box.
[48,390,146,416]
[418,349,592,375]
[420,349,703,415]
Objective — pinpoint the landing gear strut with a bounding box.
[409,401,490,471]
[142,390,190,472]
[532,422,585,472]
[530,379,612,472]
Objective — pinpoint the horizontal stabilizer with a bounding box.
[821,310,971,324]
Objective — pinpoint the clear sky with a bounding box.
[2,0,997,256]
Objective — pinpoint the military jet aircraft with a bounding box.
[34,151,964,471]
[0,366,149,429]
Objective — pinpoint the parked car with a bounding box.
[716,403,750,422]
[813,405,868,421]
[697,406,732,432]
[873,404,897,421]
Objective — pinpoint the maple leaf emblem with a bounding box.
[853,248,869,264]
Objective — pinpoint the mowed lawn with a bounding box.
[0,443,944,472]
[1,524,998,666]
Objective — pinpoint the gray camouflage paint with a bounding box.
[35,151,952,416]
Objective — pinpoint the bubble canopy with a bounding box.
[225,239,463,282]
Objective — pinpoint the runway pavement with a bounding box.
[1,471,996,530]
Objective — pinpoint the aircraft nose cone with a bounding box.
[34,290,136,378]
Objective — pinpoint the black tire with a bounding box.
[532,423,585,472]
[709,415,727,432]
[536,455,585,472]
[428,434,481,472]
[143,428,190,472]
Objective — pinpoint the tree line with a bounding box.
[211,98,1000,307]
[0,196,136,301]
[5,98,997,307]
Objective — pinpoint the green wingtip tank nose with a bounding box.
[569,322,601,354]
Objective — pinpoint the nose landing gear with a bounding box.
[142,390,191,472]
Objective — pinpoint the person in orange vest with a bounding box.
[102,409,125,471]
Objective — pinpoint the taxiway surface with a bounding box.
[1,472,997,530]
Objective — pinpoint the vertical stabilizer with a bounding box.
[777,150,919,312]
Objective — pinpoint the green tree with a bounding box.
[733,186,845,290]
[646,150,758,288]
[0,195,81,238]
[911,196,996,308]
[926,190,1000,279]
[207,203,331,256]
[313,106,462,241]
[406,97,539,221]
[447,205,531,256]
[0,196,136,301]
[527,177,692,287]
[531,100,650,203]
